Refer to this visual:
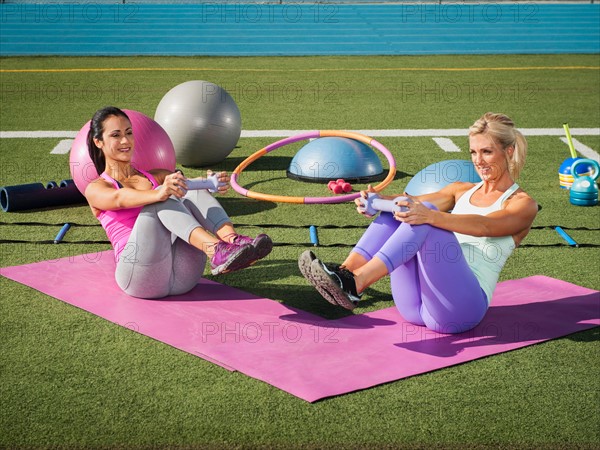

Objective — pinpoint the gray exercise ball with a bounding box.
[154,80,242,167]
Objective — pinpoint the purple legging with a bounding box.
[353,208,488,334]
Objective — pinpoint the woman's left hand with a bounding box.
[207,170,230,194]
[393,196,432,225]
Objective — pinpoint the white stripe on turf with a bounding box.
[432,137,462,153]
[559,137,600,162]
[50,139,75,155]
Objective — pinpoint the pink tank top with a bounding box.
[96,168,159,260]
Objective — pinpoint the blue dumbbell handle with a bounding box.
[184,174,226,193]
[358,193,410,216]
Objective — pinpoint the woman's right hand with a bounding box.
[155,171,187,201]
[355,185,378,217]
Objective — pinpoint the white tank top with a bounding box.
[451,181,519,304]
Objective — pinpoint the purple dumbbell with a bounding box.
[184,174,226,193]
[357,192,410,216]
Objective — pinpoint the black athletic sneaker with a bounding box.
[298,250,338,306]
[309,257,362,310]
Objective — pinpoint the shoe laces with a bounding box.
[324,263,361,298]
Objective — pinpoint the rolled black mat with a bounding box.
[1,180,86,212]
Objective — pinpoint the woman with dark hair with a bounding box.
[300,112,538,334]
[85,106,272,299]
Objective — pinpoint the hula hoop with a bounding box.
[230,130,397,204]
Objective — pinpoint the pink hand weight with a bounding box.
[327,178,353,194]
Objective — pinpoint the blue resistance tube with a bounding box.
[54,223,72,244]
[555,226,579,248]
[309,225,319,246]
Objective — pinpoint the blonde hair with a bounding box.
[469,112,527,180]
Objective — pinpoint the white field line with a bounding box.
[241,129,600,138]
[432,137,462,153]
[1,129,598,159]
[1,128,599,139]
[1,131,78,138]
[50,139,75,155]
[559,137,600,163]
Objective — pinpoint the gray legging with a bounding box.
[115,189,231,299]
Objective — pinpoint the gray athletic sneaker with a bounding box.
[298,250,337,306]
[298,250,361,310]
[309,258,362,310]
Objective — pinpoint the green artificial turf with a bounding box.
[1,54,599,448]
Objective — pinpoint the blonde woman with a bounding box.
[300,112,538,333]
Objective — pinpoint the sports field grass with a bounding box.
[1,54,599,448]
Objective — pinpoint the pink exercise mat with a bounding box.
[2,251,598,402]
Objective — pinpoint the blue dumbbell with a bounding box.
[357,192,410,216]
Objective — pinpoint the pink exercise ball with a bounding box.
[69,109,176,194]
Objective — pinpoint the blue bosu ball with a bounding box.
[287,137,384,183]
[404,160,481,196]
